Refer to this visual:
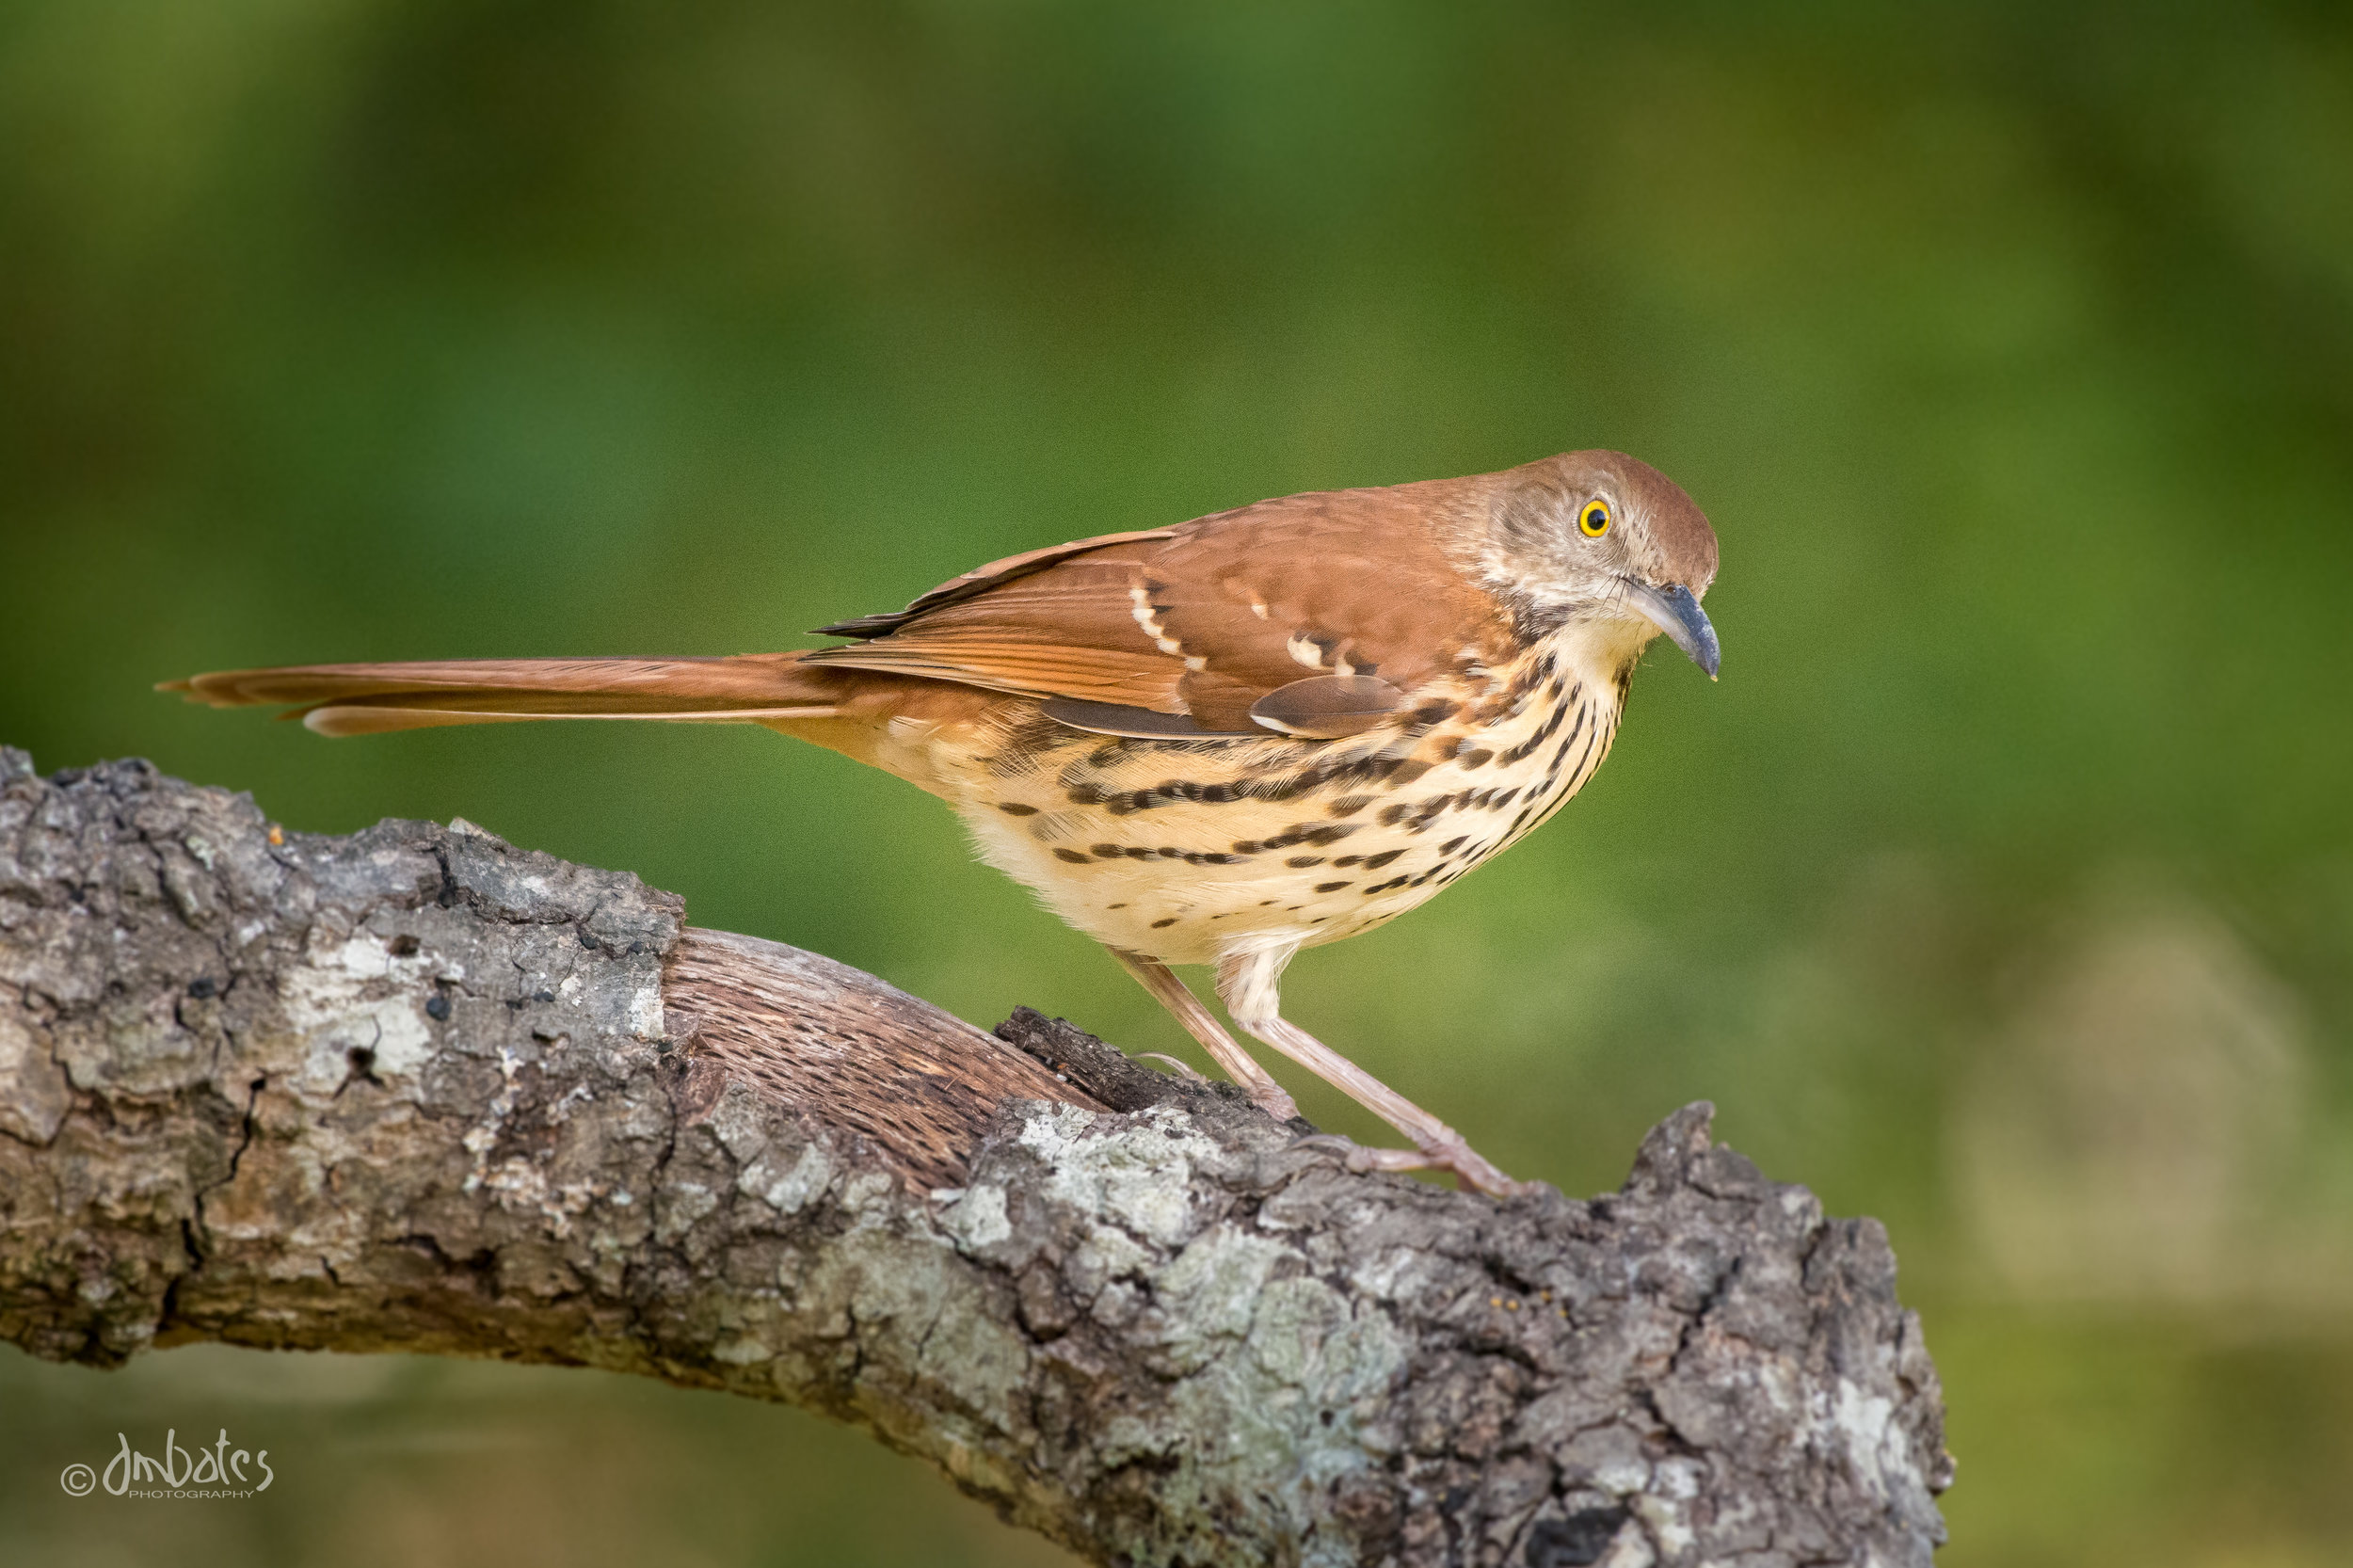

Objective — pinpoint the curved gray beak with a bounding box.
[1622,580,1721,680]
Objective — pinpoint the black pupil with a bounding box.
[1587,507,1605,527]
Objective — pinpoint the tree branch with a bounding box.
[0,746,1950,1567]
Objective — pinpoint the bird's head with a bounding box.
[1479,449,1721,680]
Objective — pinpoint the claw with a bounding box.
[1251,1086,1302,1121]
[1131,1051,1206,1081]
[1284,1132,1541,1198]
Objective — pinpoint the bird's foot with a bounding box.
[1287,1133,1542,1199]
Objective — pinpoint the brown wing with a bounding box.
[812,528,1179,638]
[804,478,1514,736]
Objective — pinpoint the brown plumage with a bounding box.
[166,450,1721,1195]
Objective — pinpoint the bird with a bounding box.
[165,449,1720,1195]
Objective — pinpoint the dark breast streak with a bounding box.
[970,644,1619,948]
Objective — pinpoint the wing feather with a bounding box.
[806,480,1513,734]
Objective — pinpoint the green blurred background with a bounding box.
[4,1,2349,1562]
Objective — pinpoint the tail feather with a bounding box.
[161,654,843,737]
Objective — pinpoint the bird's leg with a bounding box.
[1108,947,1300,1122]
[1214,948,1534,1198]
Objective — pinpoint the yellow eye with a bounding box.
[1577,500,1612,538]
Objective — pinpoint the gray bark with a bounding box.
[0,746,1950,1567]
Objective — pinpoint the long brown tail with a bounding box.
[161,654,844,737]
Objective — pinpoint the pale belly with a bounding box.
[917,648,1627,967]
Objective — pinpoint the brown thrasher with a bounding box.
[167,450,1720,1195]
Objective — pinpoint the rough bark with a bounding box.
[0,746,1951,1567]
